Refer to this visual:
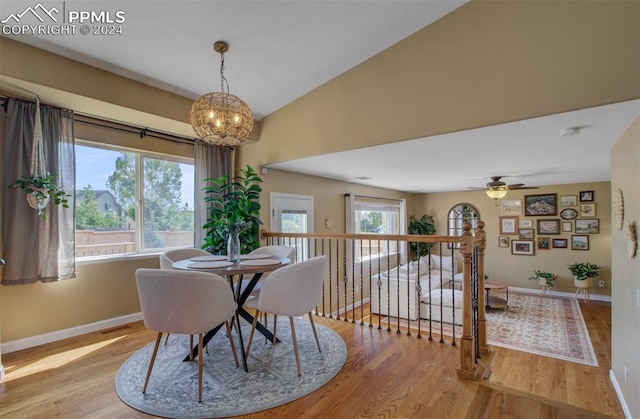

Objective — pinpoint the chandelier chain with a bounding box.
[219,50,229,94]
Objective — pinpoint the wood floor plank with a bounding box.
[0,300,624,418]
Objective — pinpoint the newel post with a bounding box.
[475,221,488,355]
[457,222,478,379]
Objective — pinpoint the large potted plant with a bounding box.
[8,173,70,218]
[408,214,436,259]
[202,165,263,258]
[568,262,600,289]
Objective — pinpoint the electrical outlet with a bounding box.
[598,280,605,288]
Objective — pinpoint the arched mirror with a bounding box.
[448,203,479,247]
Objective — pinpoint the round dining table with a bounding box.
[172,255,290,371]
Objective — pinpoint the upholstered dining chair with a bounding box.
[240,245,296,296]
[245,255,327,376]
[159,247,212,346]
[159,248,211,270]
[135,268,239,402]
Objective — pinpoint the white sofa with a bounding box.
[370,254,460,322]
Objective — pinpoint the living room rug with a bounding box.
[367,292,598,367]
[115,318,347,418]
[485,292,598,367]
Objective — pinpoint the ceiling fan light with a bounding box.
[485,187,508,199]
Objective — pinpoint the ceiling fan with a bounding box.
[470,176,539,200]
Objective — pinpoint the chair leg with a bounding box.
[198,333,203,403]
[245,309,260,360]
[164,333,170,345]
[225,321,240,367]
[272,314,278,344]
[289,317,301,376]
[308,311,322,353]
[189,335,194,361]
[143,332,163,394]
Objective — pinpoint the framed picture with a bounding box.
[579,191,594,202]
[498,236,509,248]
[519,228,535,239]
[552,238,568,248]
[501,199,522,216]
[499,216,519,235]
[560,208,578,220]
[524,193,557,216]
[537,237,550,250]
[511,240,535,255]
[575,218,600,234]
[520,219,533,228]
[571,235,590,250]
[560,195,577,207]
[537,219,561,235]
[562,221,572,232]
[580,203,596,217]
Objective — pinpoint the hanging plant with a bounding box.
[8,174,70,218]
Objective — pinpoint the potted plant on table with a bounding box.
[202,165,263,259]
[568,262,600,288]
[8,173,70,218]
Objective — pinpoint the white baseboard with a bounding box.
[508,286,612,303]
[609,369,632,419]
[1,312,143,355]
[330,297,370,319]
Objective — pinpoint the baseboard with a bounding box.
[330,297,370,319]
[508,286,612,303]
[609,369,632,419]
[1,312,143,355]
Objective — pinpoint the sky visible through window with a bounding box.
[75,145,195,210]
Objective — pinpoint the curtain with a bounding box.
[194,140,234,248]
[0,98,76,285]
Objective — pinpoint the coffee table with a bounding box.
[485,281,508,309]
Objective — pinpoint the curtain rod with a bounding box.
[1,94,198,146]
[344,193,403,203]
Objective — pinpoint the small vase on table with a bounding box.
[227,232,241,262]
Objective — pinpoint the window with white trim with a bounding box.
[346,194,406,261]
[75,141,195,258]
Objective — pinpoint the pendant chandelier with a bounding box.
[190,41,253,146]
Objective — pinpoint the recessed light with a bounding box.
[560,127,581,136]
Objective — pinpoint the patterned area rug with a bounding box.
[115,318,347,418]
[368,292,598,366]
[486,292,598,366]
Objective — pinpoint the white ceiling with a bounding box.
[2,0,638,194]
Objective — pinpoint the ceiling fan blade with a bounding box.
[507,183,525,188]
[509,186,539,190]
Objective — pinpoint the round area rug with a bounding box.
[115,318,347,418]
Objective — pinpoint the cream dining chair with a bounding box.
[159,248,212,347]
[245,255,327,376]
[135,268,239,402]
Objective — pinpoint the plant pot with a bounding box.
[574,276,593,289]
[538,278,549,287]
[26,188,50,216]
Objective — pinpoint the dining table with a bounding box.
[172,254,290,371]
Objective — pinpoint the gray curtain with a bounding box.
[0,98,76,284]
[194,140,234,249]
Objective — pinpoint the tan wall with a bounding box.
[413,182,612,296]
[610,117,640,417]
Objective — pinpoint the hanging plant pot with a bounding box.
[26,187,51,216]
[8,174,70,219]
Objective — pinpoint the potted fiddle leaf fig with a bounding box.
[8,173,70,218]
[568,262,600,289]
[201,165,263,256]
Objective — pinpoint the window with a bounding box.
[347,195,406,261]
[447,203,479,248]
[75,142,194,258]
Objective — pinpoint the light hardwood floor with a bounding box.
[0,300,622,418]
